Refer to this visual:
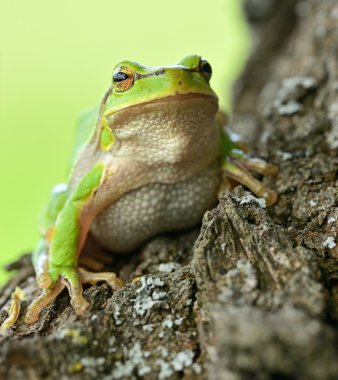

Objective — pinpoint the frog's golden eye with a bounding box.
[199,59,212,80]
[112,66,135,92]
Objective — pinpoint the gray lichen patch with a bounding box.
[132,276,166,317]
[235,192,267,208]
[158,262,182,273]
[271,75,318,116]
[99,267,200,379]
[111,342,151,379]
[326,101,338,149]
[323,236,336,249]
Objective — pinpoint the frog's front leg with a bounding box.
[26,162,124,324]
[219,127,278,206]
[221,154,278,206]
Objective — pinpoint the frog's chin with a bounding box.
[103,92,219,177]
[104,92,218,125]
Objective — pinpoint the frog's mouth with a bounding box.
[103,92,218,122]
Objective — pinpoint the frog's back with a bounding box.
[68,106,99,171]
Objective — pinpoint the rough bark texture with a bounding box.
[1,1,337,379]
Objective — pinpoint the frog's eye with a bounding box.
[199,59,212,80]
[112,66,135,92]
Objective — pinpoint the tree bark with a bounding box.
[1,1,337,379]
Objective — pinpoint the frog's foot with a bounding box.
[1,287,25,331]
[25,267,124,325]
[222,152,278,206]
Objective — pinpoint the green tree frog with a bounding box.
[2,55,277,328]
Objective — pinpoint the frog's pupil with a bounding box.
[114,72,129,82]
[202,62,212,75]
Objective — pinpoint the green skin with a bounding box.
[23,54,276,324]
[32,164,104,286]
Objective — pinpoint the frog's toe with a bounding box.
[62,277,89,316]
[25,279,65,324]
[237,156,278,176]
[37,272,53,289]
[229,149,278,176]
[78,268,124,290]
[259,186,278,207]
[1,287,25,331]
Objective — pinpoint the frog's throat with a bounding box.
[103,93,218,119]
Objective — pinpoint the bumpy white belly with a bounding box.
[90,163,220,253]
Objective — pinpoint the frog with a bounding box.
[1,54,277,329]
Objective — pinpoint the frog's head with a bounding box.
[101,55,219,167]
[103,54,217,117]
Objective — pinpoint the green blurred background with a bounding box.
[0,0,249,283]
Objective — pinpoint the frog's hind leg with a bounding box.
[221,152,278,206]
